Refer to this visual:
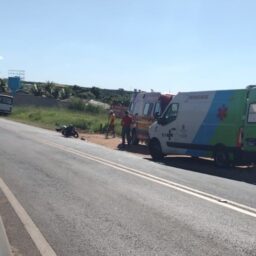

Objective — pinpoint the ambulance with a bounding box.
[128,91,173,145]
[148,86,256,167]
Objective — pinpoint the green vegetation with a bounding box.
[3,78,131,136]
[8,106,122,135]
[0,78,7,93]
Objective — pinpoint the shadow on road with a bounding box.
[117,144,150,155]
[116,143,256,185]
[151,156,256,185]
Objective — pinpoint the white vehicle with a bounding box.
[148,87,256,167]
[0,94,13,115]
[128,91,173,144]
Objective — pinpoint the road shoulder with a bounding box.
[0,189,41,256]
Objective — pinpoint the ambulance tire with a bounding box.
[149,139,164,161]
[131,130,139,145]
[214,147,230,168]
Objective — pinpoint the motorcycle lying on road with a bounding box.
[56,124,79,138]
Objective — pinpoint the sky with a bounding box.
[1,0,256,94]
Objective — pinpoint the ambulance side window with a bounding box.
[162,103,179,123]
[248,103,256,123]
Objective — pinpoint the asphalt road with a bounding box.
[0,118,255,256]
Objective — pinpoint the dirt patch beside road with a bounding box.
[80,133,150,156]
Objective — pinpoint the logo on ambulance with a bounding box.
[217,105,228,121]
[162,129,173,140]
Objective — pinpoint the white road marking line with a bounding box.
[0,178,57,256]
[36,138,256,218]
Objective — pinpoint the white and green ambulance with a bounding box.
[148,86,256,167]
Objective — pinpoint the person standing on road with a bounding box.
[121,110,132,147]
[106,110,116,138]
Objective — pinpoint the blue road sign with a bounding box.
[8,77,21,94]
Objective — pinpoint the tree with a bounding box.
[52,87,60,99]
[44,81,55,97]
[90,86,100,99]
[0,79,7,93]
[77,91,95,99]
[59,87,72,100]
[30,84,44,96]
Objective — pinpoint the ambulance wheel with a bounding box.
[149,139,164,161]
[131,130,139,145]
[214,148,230,168]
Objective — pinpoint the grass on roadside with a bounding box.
[7,106,122,135]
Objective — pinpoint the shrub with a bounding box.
[68,98,85,111]
[85,104,105,114]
